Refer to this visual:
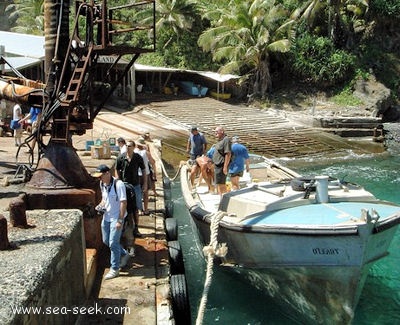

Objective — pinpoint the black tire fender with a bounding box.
[165,200,174,218]
[163,176,171,189]
[165,218,178,241]
[163,177,172,201]
[168,240,185,275]
[170,274,191,324]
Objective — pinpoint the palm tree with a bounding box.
[291,0,369,46]
[6,0,44,35]
[198,0,295,98]
[137,0,204,67]
[152,0,199,49]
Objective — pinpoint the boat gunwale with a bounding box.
[181,161,400,236]
[189,206,360,236]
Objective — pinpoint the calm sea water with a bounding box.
[169,141,400,324]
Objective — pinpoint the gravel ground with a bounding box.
[0,210,82,324]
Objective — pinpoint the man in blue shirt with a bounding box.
[186,126,207,160]
[229,136,250,191]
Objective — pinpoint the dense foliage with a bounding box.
[289,32,356,85]
[2,0,399,101]
[370,0,400,17]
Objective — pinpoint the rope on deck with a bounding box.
[195,210,228,325]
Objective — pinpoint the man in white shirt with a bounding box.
[93,164,130,279]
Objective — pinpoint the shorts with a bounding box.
[133,184,143,211]
[124,183,137,213]
[229,171,244,178]
[214,166,227,185]
[139,174,150,191]
[190,154,201,161]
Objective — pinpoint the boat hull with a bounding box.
[189,206,398,324]
[180,161,400,324]
[228,265,368,324]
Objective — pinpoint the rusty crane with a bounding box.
[0,0,156,189]
[0,0,156,236]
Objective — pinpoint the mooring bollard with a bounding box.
[0,214,10,250]
[9,194,28,228]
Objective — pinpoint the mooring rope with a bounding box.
[160,160,183,181]
[195,210,228,325]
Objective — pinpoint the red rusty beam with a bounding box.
[0,78,45,106]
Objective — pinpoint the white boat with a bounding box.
[180,154,400,324]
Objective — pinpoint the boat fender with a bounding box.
[170,274,191,325]
[168,240,185,275]
[163,177,172,201]
[163,176,171,189]
[291,177,316,192]
[165,200,174,218]
[165,218,178,241]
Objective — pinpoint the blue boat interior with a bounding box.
[243,202,400,226]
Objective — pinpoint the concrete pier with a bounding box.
[0,134,173,324]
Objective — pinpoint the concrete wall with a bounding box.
[0,209,86,325]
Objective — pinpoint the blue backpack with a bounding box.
[10,119,21,130]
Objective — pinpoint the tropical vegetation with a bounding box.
[2,0,399,102]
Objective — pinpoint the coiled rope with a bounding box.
[195,210,228,325]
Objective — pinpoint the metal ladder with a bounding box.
[53,47,93,142]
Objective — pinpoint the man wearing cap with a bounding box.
[186,126,207,186]
[229,136,250,191]
[93,164,130,279]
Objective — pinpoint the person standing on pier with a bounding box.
[135,137,156,217]
[93,164,130,280]
[18,105,42,153]
[12,104,24,147]
[186,126,207,186]
[229,136,250,191]
[117,137,127,155]
[115,139,146,246]
[212,126,232,196]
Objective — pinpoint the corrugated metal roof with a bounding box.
[2,56,42,72]
[0,31,44,59]
[134,63,240,82]
[0,32,240,82]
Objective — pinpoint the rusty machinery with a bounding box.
[0,0,156,188]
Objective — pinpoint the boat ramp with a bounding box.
[130,94,386,158]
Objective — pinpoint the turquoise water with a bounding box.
[169,147,400,324]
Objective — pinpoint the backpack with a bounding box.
[10,119,21,130]
[113,178,136,213]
